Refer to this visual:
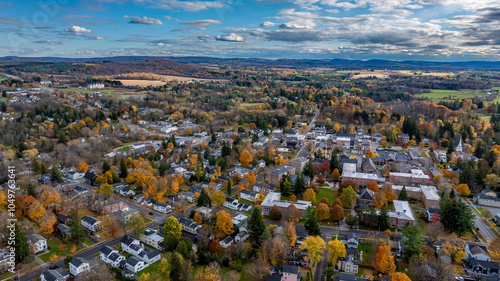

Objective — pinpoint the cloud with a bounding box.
[164,15,181,22]
[33,40,62,45]
[215,33,244,42]
[64,25,93,35]
[279,21,315,29]
[0,16,26,25]
[260,21,277,27]
[180,19,223,27]
[126,16,164,25]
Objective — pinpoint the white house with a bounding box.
[69,257,90,276]
[140,249,161,264]
[67,171,85,180]
[40,269,69,281]
[87,83,105,89]
[125,256,146,273]
[81,215,100,232]
[120,186,135,197]
[240,190,258,202]
[219,236,234,248]
[179,217,201,234]
[223,197,240,210]
[28,234,47,253]
[99,245,126,267]
[140,228,164,250]
[466,242,491,261]
[160,125,178,134]
[153,202,172,214]
[235,231,249,243]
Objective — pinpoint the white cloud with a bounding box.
[127,16,164,25]
[215,33,244,42]
[64,25,93,35]
[260,21,277,27]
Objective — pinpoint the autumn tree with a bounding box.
[99,183,114,198]
[282,204,300,224]
[319,198,331,208]
[300,236,326,267]
[194,212,203,224]
[214,210,233,238]
[371,192,388,209]
[210,190,226,208]
[374,245,396,275]
[367,181,379,192]
[269,205,282,220]
[28,200,46,221]
[316,203,330,221]
[456,184,470,197]
[129,212,146,237]
[339,186,358,209]
[240,150,253,167]
[282,221,297,246]
[489,238,500,261]
[327,239,346,263]
[39,186,61,207]
[77,162,89,173]
[391,272,411,281]
[163,216,182,238]
[303,188,316,204]
[262,236,289,266]
[331,169,340,182]
[40,212,57,235]
[330,204,344,222]
[381,184,397,203]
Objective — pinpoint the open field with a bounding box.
[117,79,166,87]
[316,188,338,205]
[343,70,454,79]
[415,89,486,102]
[59,87,117,94]
[238,103,264,108]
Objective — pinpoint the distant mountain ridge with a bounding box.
[2,56,500,70]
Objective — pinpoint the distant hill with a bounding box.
[2,56,500,71]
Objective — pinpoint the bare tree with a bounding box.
[245,256,268,281]
[424,222,445,246]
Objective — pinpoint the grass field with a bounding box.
[39,240,74,262]
[117,79,166,87]
[415,89,486,102]
[238,103,264,108]
[478,114,492,122]
[0,97,7,102]
[59,87,117,94]
[316,188,338,205]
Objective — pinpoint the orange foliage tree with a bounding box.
[240,150,253,167]
[374,245,396,275]
[456,184,470,197]
[214,210,234,238]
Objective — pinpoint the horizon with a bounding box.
[1,0,500,61]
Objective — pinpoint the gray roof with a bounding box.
[69,257,86,268]
[268,165,294,175]
[82,215,98,225]
[283,264,299,274]
[100,245,114,257]
[41,269,69,281]
[335,272,370,281]
[126,256,141,267]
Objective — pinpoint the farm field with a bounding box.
[58,87,117,94]
[415,89,486,102]
[238,103,264,108]
[117,79,166,87]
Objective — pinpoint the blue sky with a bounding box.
[1,0,500,60]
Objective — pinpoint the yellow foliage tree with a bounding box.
[210,190,226,207]
[77,162,89,173]
[303,189,316,204]
[456,184,470,197]
[327,239,346,263]
[391,272,411,281]
[40,212,57,235]
[194,212,203,224]
[240,150,253,167]
[316,203,330,221]
[275,155,283,166]
[299,236,326,267]
[28,200,46,221]
[39,186,62,207]
[374,245,396,275]
[214,210,234,238]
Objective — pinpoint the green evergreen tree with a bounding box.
[158,162,169,177]
[248,207,265,246]
[303,161,315,181]
[119,159,128,178]
[293,174,306,195]
[163,234,178,251]
[32,159,40,174]
[438,194,475,236]
[13,223,29,263]
[227,179,233,195]
[401,225,424,261]
[50,165,62,183]
[197,189,212,207]
[26,183,37,198]
[195,152,205,182]
[330,152,339,171]
[304,206,321,236]
[398,186,409,201]
[280,173,293,196]
[377,204,390,231]
[68,209,86,246]
[102,159,110,173]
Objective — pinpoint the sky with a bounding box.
[1,0,500,61]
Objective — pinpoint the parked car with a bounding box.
[49,265,58,269]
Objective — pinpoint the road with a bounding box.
[297,108,320,158]
[463,198,497,242]
[313,234,332,281]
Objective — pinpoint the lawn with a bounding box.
[316,188,338,205]
[136,259,160,278]
[118,146,131,152]
[478,114,492,122]
[238,198,254,205]
[415,89,486,102]
[358,243,373,266]
[0,97,7,102]
[39,239,74,262]
[60,87,117,94]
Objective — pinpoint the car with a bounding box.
[95,234,101,238]
[49,264,58,269]
[149,212,154,215]
[91,231,95,235]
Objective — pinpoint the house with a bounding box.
[120,186,135,197]
[67,171,85,180]
[69,257,90,276]
[28,234,47,253]
[197,206,212,218]
[267,264,300,281]
[219,236,234,248]
[340,233,359,249]
[140,228,164,250]
[361,158,376,173]
[257,160,266,168]
[40,268,69,281]
[358,188,374,205]
[179,217,201,234]
[337,255,359,274]
[389,200,416,230]
[81,215,100,232]
[261,192,312,219]
[38,174,52,184]
[389,169,431,186]
[466,242,491,261]
[84,171,97,185]
[267,166,296,186]
[57,214,71,225]
[72,185,88,195]
[233,214,249,230]
[99,245,126,267]
[474,191,500,207]
[289,158,309,174]
[122,236,161,266]
[426,208,439,221]
[56,224,70,238]
[341,172,379,189]
[253,182,274,194]
[224,197,240,210]
[179,191,195,203]
[334,272,370,281]
[240,190,258,202]
[421,185,440,209]
[235,231,249,243]
[464,257,500,277]
[126,256,147,273]
[154,202,172,214]
[134,194,144,204]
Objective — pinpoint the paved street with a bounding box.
[463,198,497,242]
[297,109,320,158]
